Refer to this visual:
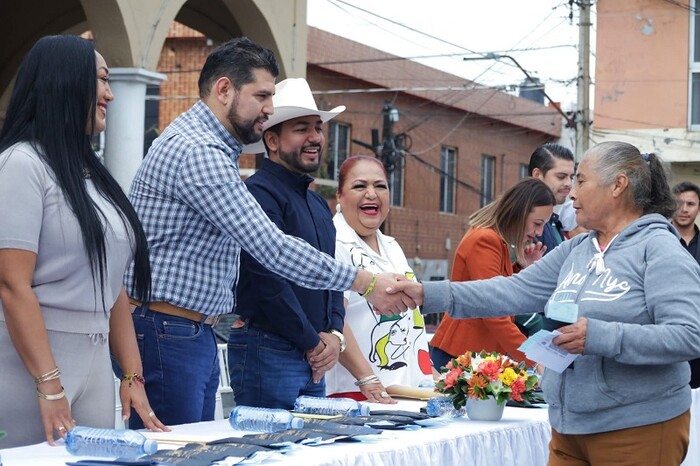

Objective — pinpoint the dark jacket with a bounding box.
[234,158,345,350]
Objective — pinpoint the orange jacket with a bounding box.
[430,227,533,365]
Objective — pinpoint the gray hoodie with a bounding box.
[423,214,700,434]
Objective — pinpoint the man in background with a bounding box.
[671,181,700,388]
[529,143,575,252]
[229,78,347,409]
[516,143,575,334]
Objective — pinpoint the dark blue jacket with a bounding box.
[538,212,567,332]
[235,158,345,350]
[538,213,566,255]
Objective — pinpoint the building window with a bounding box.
[690,3,700,128]
[520,163,529,179]
[439,146,456,213]
[481,155,496,207]
[389,155,404,207]
[326,121,350,180]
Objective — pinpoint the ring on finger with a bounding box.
[57,425,66,432]
[148,411,155,418]
[380,391,390,398]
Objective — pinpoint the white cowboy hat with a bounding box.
[243,78,345,154]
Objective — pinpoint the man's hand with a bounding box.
[552,317,588,354]
[306,332,341,383]
[385,280,424,308]
[365,273,417,316]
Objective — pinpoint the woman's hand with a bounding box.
[521,241,547,268]
[359,382,397,404]
[119,377,170,432]
[552,317,588,354]
[37,380,75,445]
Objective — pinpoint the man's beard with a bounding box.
[279,145,322,174]
[227,97,265,145]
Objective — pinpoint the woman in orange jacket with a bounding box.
[430,178,555,370]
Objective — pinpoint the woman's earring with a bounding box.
[336,203,341,214]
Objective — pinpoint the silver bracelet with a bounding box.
[355,375,380,386]
[33,367,61,385]
[36,386,66,401]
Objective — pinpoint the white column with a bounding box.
[103,68,166,193]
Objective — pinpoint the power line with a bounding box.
[328,0,482,55]
[402,149,483,196]
[660,0,700,15]
[311,45,576,66]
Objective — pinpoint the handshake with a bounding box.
[352,270,425,316]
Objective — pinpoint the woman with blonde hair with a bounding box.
[430,177,555,370]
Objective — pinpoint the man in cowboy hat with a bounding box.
[124,39,413,428]
[229,78,348,409]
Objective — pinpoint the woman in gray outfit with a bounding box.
[392,141,700,465]
[0,35,168,448]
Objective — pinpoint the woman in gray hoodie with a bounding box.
[392,141,700,465]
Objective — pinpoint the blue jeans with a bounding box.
[430,345,456,372]
[228,321,325,410]
[129,305,220,428]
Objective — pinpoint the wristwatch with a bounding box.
[328,329,346,353]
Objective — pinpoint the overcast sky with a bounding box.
[307,0,595,110]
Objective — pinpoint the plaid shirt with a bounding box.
[124,101,356,316]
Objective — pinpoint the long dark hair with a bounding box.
[0,35,150,306]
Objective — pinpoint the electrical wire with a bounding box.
[660,0,700,15]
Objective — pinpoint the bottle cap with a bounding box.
[291,417,304,429]
[143,439,158,454]
[359,404,371,416]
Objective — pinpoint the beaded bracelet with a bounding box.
[122,373,145,388]
[360,272,377,298]
[33,367,61,385]
[36,386,66,401]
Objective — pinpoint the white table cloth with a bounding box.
[0,400,551,466]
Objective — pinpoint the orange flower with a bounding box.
[478,360,501,381]
[467,374,488,397]
[443,367,463,389]
[510,378,526,402]
[456,352,471,368]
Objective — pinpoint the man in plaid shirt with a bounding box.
[123,37,412,428]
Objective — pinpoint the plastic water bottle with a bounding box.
[65,426,157,458]
[426,396,466,417]
[228,406,303,432]
[293,395,371,417]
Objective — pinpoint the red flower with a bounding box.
[510,378,526,402]
[478,360,501,381]
[443,367,463,389]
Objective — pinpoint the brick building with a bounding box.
[153,25,562,331]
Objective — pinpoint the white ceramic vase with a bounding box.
[466,396,505,421]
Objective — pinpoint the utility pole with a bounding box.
[576,0,592,162]
[352,101,401,178]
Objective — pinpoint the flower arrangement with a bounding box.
[435,350,539,409]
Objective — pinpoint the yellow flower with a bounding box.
[499,367,518,386]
